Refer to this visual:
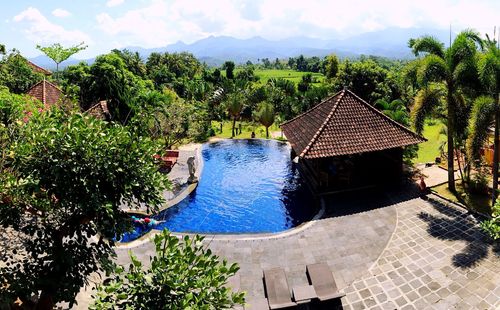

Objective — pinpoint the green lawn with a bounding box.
[415,121,446,164]
[211,120,283,139]
[431,182,492,215]
[234,69,325,85]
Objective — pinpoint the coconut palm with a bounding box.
[409,29,483,192]
[224,92,245,137]
[467,35,500,205]
[254,101,275,138]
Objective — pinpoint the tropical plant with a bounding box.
[0,110,168,309]
[0,51,44,94]
[224,92,245,137]
[254,101,275,138]
[409,29,483,192]
[324,54,339,79]
[374,98,409,126]
[36,42,87,77]
[481,199,500,240]
[467,34,500,205]
[91,230,245,310]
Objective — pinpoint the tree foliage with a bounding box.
[36,42,87,74]
[254,101,275,138]
[0,52,44,94]
[0,109,168,309]
[408,30,482,191]
[91,230,245,310]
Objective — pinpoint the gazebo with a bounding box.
[281,88,425,194]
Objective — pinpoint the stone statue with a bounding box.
[187,156,198,184]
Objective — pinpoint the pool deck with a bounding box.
[120,143,203,216]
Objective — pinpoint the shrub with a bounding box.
[91,230,245,309]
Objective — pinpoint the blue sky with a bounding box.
[1,0,499,59]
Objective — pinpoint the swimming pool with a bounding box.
[120,139,316,242]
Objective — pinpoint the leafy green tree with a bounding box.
[224,92,245,137]
[223,61,235,79]
[374,98,410,125]
[36,42,87,77]
[112,49,146,78]
[409,30,482,192]
[0,44,5,55]
[143,90,209,148]
[324,54,339,79]
[0,51,44,94]
[254,101,275,138]
[146,52,202,90]
[333,59,390,103]
[91,230,245,310]
[467,35,500,205]
[0,110,168,309]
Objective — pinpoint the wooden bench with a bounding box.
[153,150,179,172]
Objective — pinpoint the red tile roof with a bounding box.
[26,80,63,107]
[85,100,111,120]
[281,89,426,159]
[27,61,52,76]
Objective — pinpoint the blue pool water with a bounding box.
[120,139,316,242]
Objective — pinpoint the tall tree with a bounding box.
[254,101,275,138]
[409,30,483,192]
[36,42,87,78]
[224,92,244,137]
[467,34,500,205]
[324,54,339,79]
[223,61,235,79]
[0,110,168,309]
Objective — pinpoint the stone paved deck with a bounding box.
[111,190,500,310]
[341,194,500,310]
[113,191,399,306]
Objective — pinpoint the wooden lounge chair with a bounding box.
[243,297,270,310]
[263,268,297,309]
[306,263,345,301]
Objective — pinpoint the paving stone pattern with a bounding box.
[115,195,398,301]
[341,195,500,310]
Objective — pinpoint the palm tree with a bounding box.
[224,92,245,137]
[254,102,275,138]
[467,35,500,205]
[409,30,483,192]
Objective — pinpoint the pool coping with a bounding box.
[116,138,312,248]
[116,195,325,249]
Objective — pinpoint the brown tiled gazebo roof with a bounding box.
[27,61,52,76]
[85,100,112,121]
[281,89,425,159]
[26,80,63,107]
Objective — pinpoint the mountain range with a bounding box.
[30,27,452,69]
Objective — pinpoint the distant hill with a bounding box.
[29,27,453,68]
[28,55,94,71]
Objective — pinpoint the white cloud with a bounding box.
[52,8,71,18]
[94,0,499,49]
[14,7,92,45]
[107,0,125,8]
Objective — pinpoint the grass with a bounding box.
[211,120,283,139]
[234,69,325,85]
[415,120,446,164]
[431,182,492,215]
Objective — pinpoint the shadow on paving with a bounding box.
[322,182,421,218]
[418,196,500,268]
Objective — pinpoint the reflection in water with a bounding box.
[120,139,316,242]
